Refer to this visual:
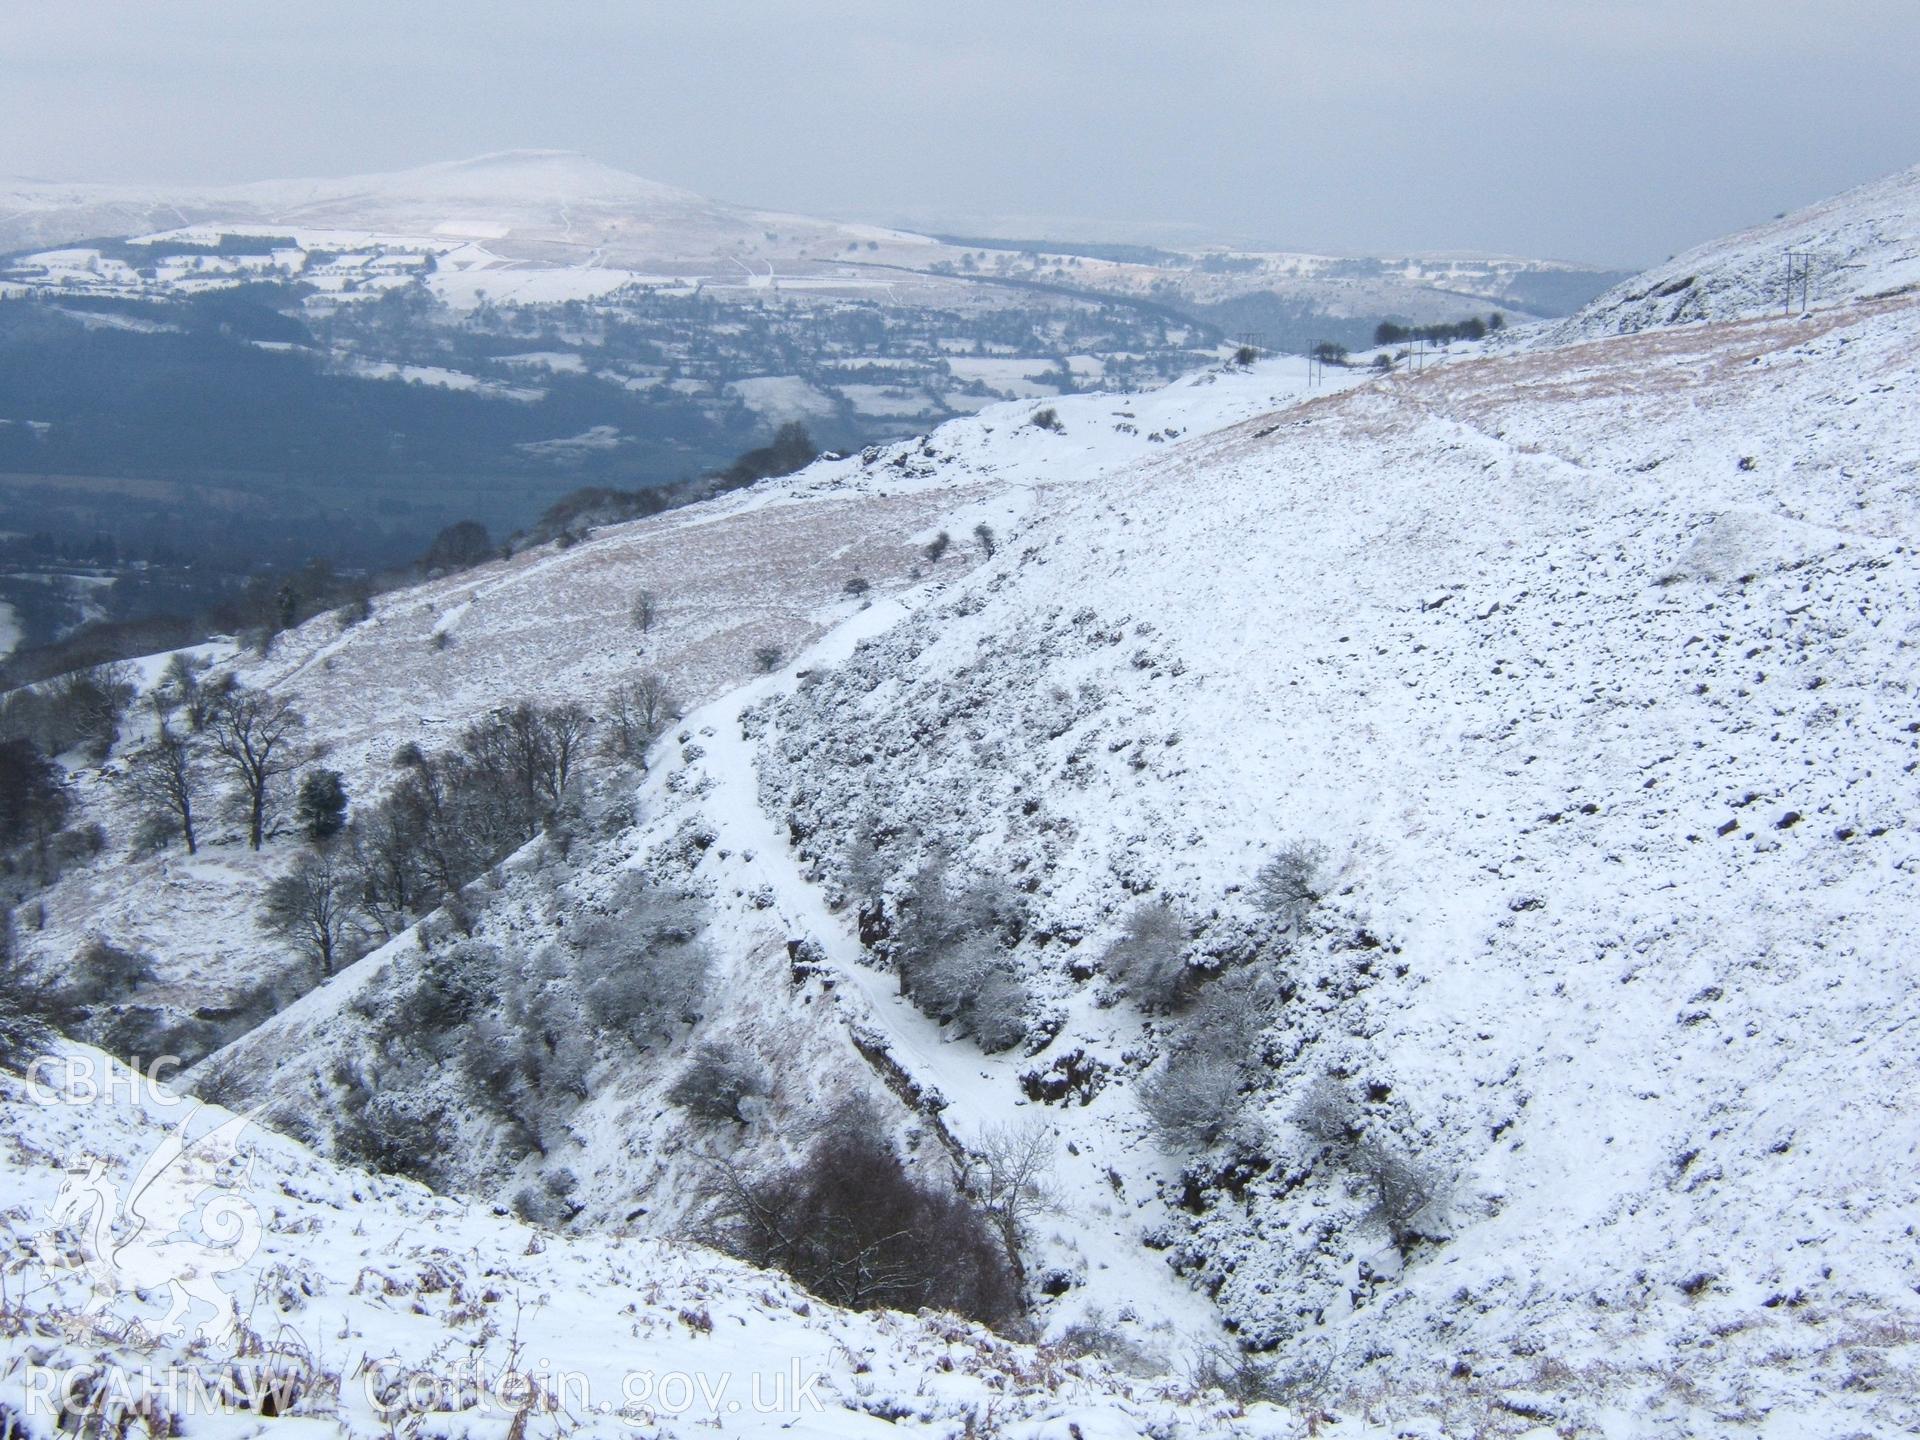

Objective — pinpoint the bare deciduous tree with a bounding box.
[605,672,679,761]
[260,849,360,977]
[630,588,660,633]
[207,688,307,850]
[966,1121,1058,1292]
[126,706,204,854]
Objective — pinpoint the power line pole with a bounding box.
[1785,249,1821,316]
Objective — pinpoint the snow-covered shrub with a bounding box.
[967,968,1032,1052]
[908,931,992,1023]
[1139,970,1276,1149]
[1139,1050,1245,1150]
[330,1059,449,1183]
[667,1040,770,1123]
[1291,1075,1358,1144]
[1187,1345,1288,1406]
[402,941,497,1032]
[66,935,155,1007]
[459,963,593,1154]
[1100,899,1188,1009]
[1251,839,1330,929]
[571,892,711,1049]
[0,917,51,1071]
[886,854,1032,1049]
[0,662,136,761]
[902,930,1031,1054]
[1292,1076,1442,1252]
[513,1167,580,1226]
[1350,1136,1440,1251]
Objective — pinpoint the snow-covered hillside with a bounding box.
[8,165,1920,1436]
[0,150,1616,324]
[1555,162,1920,337]
[2,1049,1278,1439]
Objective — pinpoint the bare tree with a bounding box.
[973,522,997,558]
[543,702,591,797]
[207,688,306,849]
[630,588,660,633]
[126,706,204,854]
[752,643,784,674]
[966,1122,1058,1292]
[605,672,679,761]
[261,849,360,977]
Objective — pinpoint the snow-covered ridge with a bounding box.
[1555,160,1920,337]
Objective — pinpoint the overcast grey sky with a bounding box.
[3,1,1916,267]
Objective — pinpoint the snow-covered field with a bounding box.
[7,165,1920,1437]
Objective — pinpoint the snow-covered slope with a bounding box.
[24,362,1333,1011]
[1555,161,1920,337]
[753,291,1920,1420]
[2,1049,1274,1439]
[11,168,1920,1436]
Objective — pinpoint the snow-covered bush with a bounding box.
[571,892,711,1049]
[1139,1050,1244,1150]
[1139,970,1276,1149]
[667,1040,769,1123]
[1292,1076,1442,1252]
[1350,1136,1440,1252]
[885,855,1033,1050]
[512,1167,580,1226]
[1251,839,1330,929]
[1187,1345,1289,1406]
[0,915,50,1071]
[1291,1074,1358,1144]
[967,967,1032,1052]
[1100,899,1188,1009]
[66,935,155,1007]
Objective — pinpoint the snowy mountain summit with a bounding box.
[0,149,924,265]
[5,164,1919,1438]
